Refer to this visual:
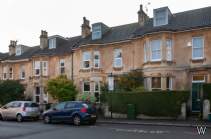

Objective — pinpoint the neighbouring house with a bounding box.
[0,5,211,113]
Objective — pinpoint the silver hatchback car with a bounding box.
[0,101,40,122]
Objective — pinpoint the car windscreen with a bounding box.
[24,103,39,107]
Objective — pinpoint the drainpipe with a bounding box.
[71,51,74,81]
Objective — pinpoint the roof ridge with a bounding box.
[173,6,211,16]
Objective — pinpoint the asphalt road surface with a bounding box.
[0,121,210,139]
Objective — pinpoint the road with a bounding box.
[0,121,210,139]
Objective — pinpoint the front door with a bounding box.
[192,83,203,112]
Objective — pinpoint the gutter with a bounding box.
[1,59,29,63]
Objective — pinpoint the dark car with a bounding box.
[42,101,97,126]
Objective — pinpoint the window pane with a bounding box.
[114,58,122,67]
[152,77,161,89]
[193,75,205,81]
[166,40,172,61]
[150,40,161,60]
[193,37,203,58]
[84,82,90,92]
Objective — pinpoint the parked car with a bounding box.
[42,101,97,126]
[0,101,40,122]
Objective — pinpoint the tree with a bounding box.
[46,75,78,102]
[0,80,25,105]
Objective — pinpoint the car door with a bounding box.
[63,102,76,121]
[1,102,14,119]
[10,102,22,119]
[51,102,66,121]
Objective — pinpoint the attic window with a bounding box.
[49,38,56,49]
[92,25,102,40]
[16,46,22,56]
[153,8,168,26]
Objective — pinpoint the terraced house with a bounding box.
[0,5,211,112]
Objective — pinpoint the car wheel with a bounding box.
[0,114,3,121]
[89,120,96,125]
[16,114,23,122]
[73,115,81,126]
[44,116,51,124]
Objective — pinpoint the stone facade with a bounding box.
[0,5,211,106]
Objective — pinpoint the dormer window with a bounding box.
[92,24,102,40]
[92,23,109,40]
[49,38,56,49]
[153,7,171,27]
[16,46,22,56]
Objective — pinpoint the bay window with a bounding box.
[34,61,40,76]
[82,52,91,69]
[166,39,173,61]
[151,77,161,90]
[150,40,162,61]
[144,42,147,62]
[20,65,25,79]
[192,36,204,59]
[42,61,48,76]
[94,51,100,68]
[114,49,122,67]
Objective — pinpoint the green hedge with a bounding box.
[203,84,211,101]
[103,91,189,117]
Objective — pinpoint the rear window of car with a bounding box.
[24,103,39,107]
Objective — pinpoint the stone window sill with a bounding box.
[190,58,206,63]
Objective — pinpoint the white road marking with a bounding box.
[109,128,170,134]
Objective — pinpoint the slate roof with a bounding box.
[33,36,81,57]
[0,53,8,60]
[80,23,140,45]
[133,6,211,37]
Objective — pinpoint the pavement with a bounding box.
[97,118,211,128]
[0,120,211,139]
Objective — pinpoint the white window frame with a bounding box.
[49,38,56,49]
[82,52,91,69]
[20,65,25,80]
[94,81,101,103]
[83,81,90,93]
[151,77,161,90]
[150,40,162,62]
[192,75,206,83]
[16,46,22,56]
[166,77,173,90]
[59,59,65,74]
[34,61,41,76]
[192,36,204,60]
[92,25,102,40]
[3,66,7,80]
[144,42,147,63]
[94,51,100,68]
[42,61,48,76]
[113,49,123,68]
[166,39,173,61]
[9,67,13,79]
[154,9,168,26]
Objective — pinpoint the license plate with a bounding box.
[91,115,96,118]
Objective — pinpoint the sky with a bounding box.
[0,0,211,52]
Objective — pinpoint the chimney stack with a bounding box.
[138,4,149,26]
[81,17,91,38]
[8,40,17,56]
[40,30,48,49]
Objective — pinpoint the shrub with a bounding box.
[78,92,96,103]
[103,91,189,117]
[203,84,211,101]
[46,75,78,102]
[0,80,25,105]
